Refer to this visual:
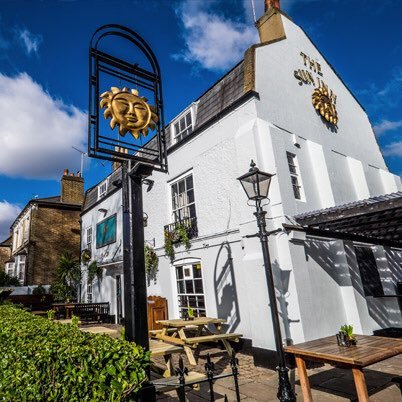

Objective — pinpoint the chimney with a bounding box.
[265,0,280,11]
[256,0,286,44]
[61,168,84,205]
[112,146,129,172]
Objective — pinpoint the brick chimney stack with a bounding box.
[60,168,84,205]
[256,0,286,44]
[265,0,280,11]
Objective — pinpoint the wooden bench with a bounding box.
[153,371,206,392]
[185,333,242,345]
[149,327,178,338]
[71,303,110,323]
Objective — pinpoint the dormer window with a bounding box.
[174,111,192,142]
[98,180,108,199]
[171,103,198,144]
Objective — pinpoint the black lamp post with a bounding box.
[237,160,296,402]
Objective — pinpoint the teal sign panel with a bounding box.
[96,214,117,248]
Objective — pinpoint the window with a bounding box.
[87,283,93,303]
[23,217,29,243]
[98,180,108,199]
[86,227,93,249]
[173,111,192,142]
[6,263,14,277]
[18,257,26,282]
[176,263,205,317]
[287,152,303,200]
[96,214,117,248]
[355,246,384,297]
[171,174,196,222]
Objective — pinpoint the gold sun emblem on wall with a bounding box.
[100,87,158,139]
[312,86,338,125]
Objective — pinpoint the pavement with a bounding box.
[79,324,402,401]
[152,345,402,401]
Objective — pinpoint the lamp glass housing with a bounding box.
[237,168,273,201]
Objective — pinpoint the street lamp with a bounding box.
[237,160,296,402]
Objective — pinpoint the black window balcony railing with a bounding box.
[164,217,198,242]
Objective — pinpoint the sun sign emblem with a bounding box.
[100,87,158,139]
[312,86,338,125]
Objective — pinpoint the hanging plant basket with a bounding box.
[81,249,91,265]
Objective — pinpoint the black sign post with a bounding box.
[88,25,168,401]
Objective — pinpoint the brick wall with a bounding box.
[61,174,84,205]
[0,245,11,272]
[27,206,81,285]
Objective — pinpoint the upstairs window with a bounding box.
[287,152,303,200]
[173,111,192,142]
[98,180,108,199]
[171,174,196,222]
[86,227,93,250]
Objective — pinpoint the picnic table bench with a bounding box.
[284,334,402,402]
[155,317,242,365]
[52,302,110,322]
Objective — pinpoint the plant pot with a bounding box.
[336,332,357,347]
[188,316,195,321]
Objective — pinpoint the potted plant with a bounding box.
[187,305,196,321]
[336,324,357,346]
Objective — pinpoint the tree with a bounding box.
[0,271,20,287]
[49,251,81,302]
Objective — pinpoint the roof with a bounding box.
[83,166,123,212]
[294,192,402,248]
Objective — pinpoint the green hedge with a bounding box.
[0,305,150,401]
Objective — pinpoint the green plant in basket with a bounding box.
[340,324,357,343]
[187,305,195,319]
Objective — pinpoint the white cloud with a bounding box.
[0,73,86,179]
[373,119,402,136]
[383,141,402,157]
[0,201,21,241]
[18,29,42,55]
[174,1,258,72]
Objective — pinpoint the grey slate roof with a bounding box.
[83,166,122,212]
[295,192,402,223]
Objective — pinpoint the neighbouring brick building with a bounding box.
[9,170,84,285]
[0,236,12,273]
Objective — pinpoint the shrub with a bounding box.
[32,284,46,295]
[0,271,20,287]
[0,305,150,401]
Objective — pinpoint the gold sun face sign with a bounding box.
[312,86,338,125]
[100,87,158,139]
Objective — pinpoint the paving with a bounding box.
[152,345,402,401]
[79,325,402,401]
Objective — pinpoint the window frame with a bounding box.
[174,261,206,318]
[286,152,304,201]
[98,179,108,199]
[86,227,93,249]
[170,173,196,222]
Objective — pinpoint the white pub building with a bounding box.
[81,0,402,360]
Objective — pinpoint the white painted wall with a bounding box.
[83,11,402,351]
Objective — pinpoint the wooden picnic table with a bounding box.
[52,302,75,319]
[284,334,402,402]
[155,317,242,365]
[150,339,183,377]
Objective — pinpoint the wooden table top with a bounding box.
[150,340,183,357]
[156,317,226,328]
[284,335,402,367]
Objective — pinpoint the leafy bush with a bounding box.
[0,271,20,287]
[0,305,150,401]
[32,284,46,295]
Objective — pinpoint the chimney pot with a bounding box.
[64,168,69,176]
[265,0,280,12]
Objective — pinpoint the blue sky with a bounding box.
[0,0,401,240]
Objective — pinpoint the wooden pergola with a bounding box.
[292,192,402,248]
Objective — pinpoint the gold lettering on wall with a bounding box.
[294,52,338,125]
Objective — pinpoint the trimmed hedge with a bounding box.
[0,305,150,401]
